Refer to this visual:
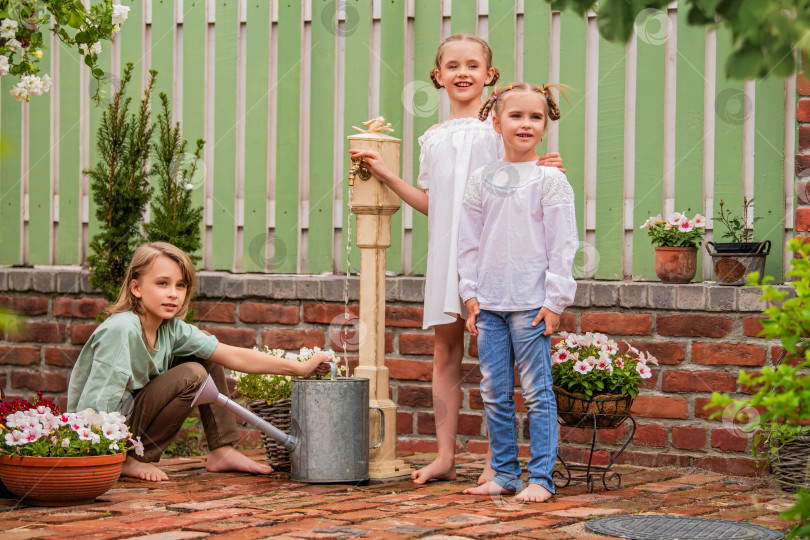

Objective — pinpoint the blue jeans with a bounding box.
[477,309,557,493]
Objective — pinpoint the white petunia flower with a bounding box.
[10,84,28,102]
[0,55,9,76]
[61,437,70,448]
[129,436,145,457]
[112,4,131,25]
[79,42,101,56]
[0,19,18,39]
[6,38,22,53]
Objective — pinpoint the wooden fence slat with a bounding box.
[673,7,706,278]
[594,37,625,280]
[151,0,174,105]
[86,46,113,258]
[242,0,271,273]
[632,18,667,280]
[488,0,515,84]
[557,12,586,278]
[211,0,239,271]
[712,27,744,271]
[56,40,81,265]
[409,0,441,275]
[273,0,302,273]
[380,0,405,273]
[341,0,371,274]
[523,3,550,109]
[450,0,477,36]
[0,77,22,265]
[182,0,206,265]
[28,47,51,265]
[307,0,337,274]
[755,76,786,280]
[119,0,143,107]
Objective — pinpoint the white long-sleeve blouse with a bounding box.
[457,160,579,314]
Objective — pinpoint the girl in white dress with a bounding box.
[349,34,564,484]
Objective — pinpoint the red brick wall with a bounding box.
[0,269,790,477]
[799,73,810,229]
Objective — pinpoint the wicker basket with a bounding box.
[553,386,633,428]
[772,435,810,493]
[247,398,292,472]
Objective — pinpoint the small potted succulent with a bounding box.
[706,198,770,285]
[641,212,706,283]
[0,392,143,506]
[551,332,657,428]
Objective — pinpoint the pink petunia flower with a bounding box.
[129,437,145,457]
[614,357,625,369]
[574,360,593,375]
[4,430,25,446]
[595,358,611,371]
[552,350,570,364]
[677,217,693,232]
[636,363,652,379]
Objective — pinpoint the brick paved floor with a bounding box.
[0,450,796,539]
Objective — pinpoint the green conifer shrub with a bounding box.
[86,63,156,302]
[144,92,204,265]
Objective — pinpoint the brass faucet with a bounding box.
[348,156,372,187]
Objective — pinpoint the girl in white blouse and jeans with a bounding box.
[458,83,578,502]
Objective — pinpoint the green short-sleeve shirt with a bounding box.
[67,311,219,414]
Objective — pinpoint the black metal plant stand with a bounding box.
[553,400,636,493]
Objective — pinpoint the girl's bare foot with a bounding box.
[463,480,515,496]
[205,445,273,474]
[515,483,553,502]
[477,463,495,485]
[411,457,457,484]
[121,456,169,482]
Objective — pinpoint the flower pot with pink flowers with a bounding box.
[0,393,143,506]
[551,333,657,428]
[641,212,706,284]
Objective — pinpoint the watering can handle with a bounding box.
[369,406,385,449]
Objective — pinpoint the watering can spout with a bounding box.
[191,375,299,451]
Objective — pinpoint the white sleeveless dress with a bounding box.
[417,117,502,329]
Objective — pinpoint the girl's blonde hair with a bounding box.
[430,33,500,89]
[478,82,564,126]
[106,242,196,320]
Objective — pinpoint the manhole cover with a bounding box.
[585,515,783,540]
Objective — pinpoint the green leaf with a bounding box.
[725,42,762,79]
[596,0,639,42]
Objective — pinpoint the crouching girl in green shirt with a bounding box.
[67,242,329,482]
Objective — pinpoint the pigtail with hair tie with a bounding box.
[430,70,443,89]
[478,94,497,121]
[487,67,501,87]
[541,83,573,121]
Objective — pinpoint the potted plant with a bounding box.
[708,237,810,539]
[552,332,657,428]
[706,198,770,286]
[641,212,706,283]
[232,347,341,471]
[0,393,143,506]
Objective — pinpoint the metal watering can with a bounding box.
[191,362,385,483]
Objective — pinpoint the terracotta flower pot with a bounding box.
[654,246,698,284]
[0,453,125,506]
